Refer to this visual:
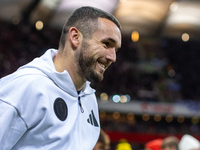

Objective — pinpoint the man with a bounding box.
[0,6,121,150]
[161,136,179,150]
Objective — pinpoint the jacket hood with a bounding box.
[19,49,95,97]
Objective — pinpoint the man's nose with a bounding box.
[105,47,116,63]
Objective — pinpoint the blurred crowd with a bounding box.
[144,134,200,150]
[0,20,60,77]
[94,129,200,150]
[100,113,200,136]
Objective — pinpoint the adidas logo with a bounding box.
[87,110,99,127]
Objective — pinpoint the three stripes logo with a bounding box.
[87,110,99,127]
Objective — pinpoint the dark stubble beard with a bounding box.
[77,40,103,83]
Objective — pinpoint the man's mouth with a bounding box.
[98,62,106,69]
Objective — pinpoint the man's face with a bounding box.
[77,18,121,83]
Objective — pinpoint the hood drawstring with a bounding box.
[78,96,84,113]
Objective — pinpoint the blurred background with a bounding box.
[1,0,200,149]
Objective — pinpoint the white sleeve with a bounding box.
[0,100,27,150]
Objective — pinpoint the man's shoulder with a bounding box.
[0,68,51,91]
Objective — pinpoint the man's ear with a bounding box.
[69,27,81,49]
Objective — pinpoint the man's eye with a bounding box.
[103,42,109,47]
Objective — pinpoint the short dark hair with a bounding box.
[59,6,121,50]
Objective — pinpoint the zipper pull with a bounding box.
[78,96,84,113]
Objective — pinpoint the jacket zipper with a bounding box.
[78,96,84,113]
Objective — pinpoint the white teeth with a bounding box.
[99,62,105,69]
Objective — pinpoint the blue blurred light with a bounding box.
[112,95,120,103]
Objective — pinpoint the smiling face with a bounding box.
[76,18,121,83]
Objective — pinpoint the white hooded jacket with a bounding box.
[0,49,100,150]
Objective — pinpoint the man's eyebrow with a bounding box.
[107,38,116,44]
